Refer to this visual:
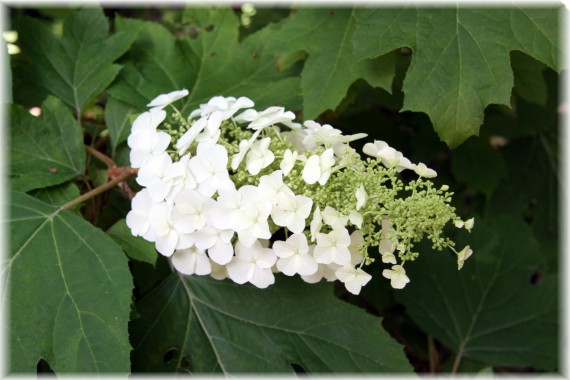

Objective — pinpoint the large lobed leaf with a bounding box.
[10,97,85,192]
[15,7,138,116]
[265,8,396,119]
[4,192,133,373]
[397,216,558,370]
[131,273,412,373]
[352,7,561,147]
[108,7,302,114]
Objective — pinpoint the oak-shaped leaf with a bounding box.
[108,8,302,114]
[131,273,412,373]
[15,7,138,116]
[10,97,85,192]
[397,216,558,370]
[4,192,133,373]
[265,8,396,119]
[353,7,561,147]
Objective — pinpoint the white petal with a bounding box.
[155,230,179,257]
[355,185,367,211]
[302,155,321,184]
[208,240,234,265]
[250,267,275,288]
[226,258,254,284]
[349,210,363,229]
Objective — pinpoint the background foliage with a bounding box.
[4,4,563,375]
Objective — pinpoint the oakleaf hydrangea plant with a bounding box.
[126,89,474,294]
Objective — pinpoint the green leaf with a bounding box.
[266,8,396,119]
[108,8,302,113]
[107,219,157,266]
[15,7,138,115]
[105,97,137,155]
[131,274,412,373]
[353,7,561,147]
[29,182,81,211]
[5,192,133,373]
[511,51,548,106]
[10,96,85,192]
[485,138,558,270]
[397,217,558,370]
[485,72,558,271]
[450,137,506,197]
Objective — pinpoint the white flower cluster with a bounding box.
[126,89,472,294]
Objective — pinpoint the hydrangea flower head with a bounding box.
[125,90,472,294]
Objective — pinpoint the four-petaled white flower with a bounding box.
[280,149,298,176]
[363,140,414,172]
[135,153,176,202]
[126,189,156,240]
[257,170,295,203]
[302,148,335,185]
[172,246,212,275]
[129,108,166,140]
[457,245,473,270]
[176,113,224,155]
[189,144,234,197]
[233,194,273,247]
[321,206,348,230]
[273,233,318,276]
[314,228,352,265]
[234,106,299,130]
[129,129,171,169]
[382,265,410,289]
[246,137,275,175]
[335,265,372,295]
[271,193,313,234]
[191,225,235,265]
[190,95,254,119]
[464,218,475,232]
[302,120,367,153]
[348,210,363,229]
[171,189,216,234]
[226,240,277,288]
[149,202,189,257]
[147,89,189,110]
[413,162,437,178]
[379,238,397,265]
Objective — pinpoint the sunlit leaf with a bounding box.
[15,7,138,116]
[10,97,85,192]
[353,7,561,147]
[131,273,412,373]
[108,8,301,113]
[265,8,396,118]
[5,192,133,373]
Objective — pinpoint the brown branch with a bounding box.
[85,144,116,168]
[428,335,439,373]
[54,166,137,215]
